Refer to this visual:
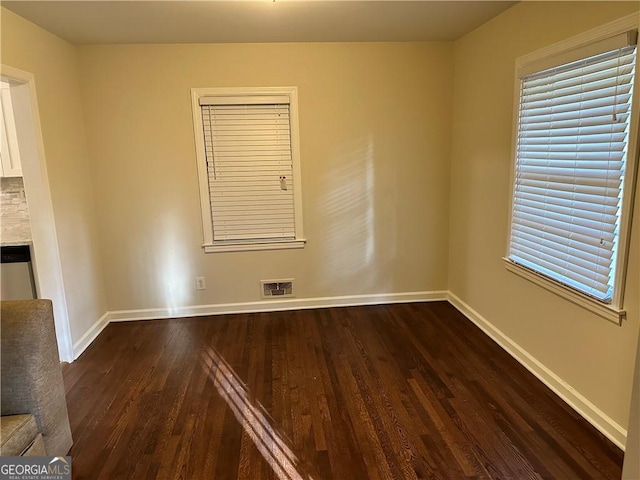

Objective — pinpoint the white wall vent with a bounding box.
[261,279,294,299]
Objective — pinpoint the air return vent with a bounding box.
[261,279,294,299]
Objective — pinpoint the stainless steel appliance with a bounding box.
[1,244,37,299]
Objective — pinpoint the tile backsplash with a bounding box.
[1,177,32,244]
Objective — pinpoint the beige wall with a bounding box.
[77,42,453,311]
[0,8,107,347]
[450,1,640,432]
[622,331,640,477]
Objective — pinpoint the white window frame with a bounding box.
[504,14,640,324]
[191,87,305,253]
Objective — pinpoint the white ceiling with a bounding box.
[2,1,517,45]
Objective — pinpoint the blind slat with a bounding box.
[516,171,621,188]
[514,196,619,224]
[511,226,614,262]
[519,122,627,138]
[511,241,611,283]
[515,181,622,201]
[512,217,614,249]
[515,194,618,216]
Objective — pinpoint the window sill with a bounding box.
[503,258,625,325]
[203,239,306,253]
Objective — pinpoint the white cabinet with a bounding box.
[0,86,22,177]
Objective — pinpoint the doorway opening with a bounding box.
[1,65,73,362]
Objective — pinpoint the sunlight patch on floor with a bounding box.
[202,347,314,480]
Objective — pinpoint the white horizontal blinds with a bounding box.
[509,40,637,302]
[201,99,295,242]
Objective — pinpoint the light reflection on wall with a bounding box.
[202,348,314,480]
[316,136,377,292]
[154,209,193,314]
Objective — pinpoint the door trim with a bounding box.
[1,64,74,362]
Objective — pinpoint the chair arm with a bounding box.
[1,299,72,455]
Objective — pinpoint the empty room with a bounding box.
[1,1,639,479]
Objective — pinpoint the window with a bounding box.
[191,87,305,253]
[505,22,639,323]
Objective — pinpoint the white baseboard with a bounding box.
[72,311,109,359]
[105,290,449,322]
[447,291,627,450]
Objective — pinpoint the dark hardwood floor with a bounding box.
[63,302,624,479]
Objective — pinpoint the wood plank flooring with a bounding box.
[63,302,624,479]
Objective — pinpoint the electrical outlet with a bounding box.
[196,277,206,291]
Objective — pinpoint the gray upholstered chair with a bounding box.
[0,299,73,456]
